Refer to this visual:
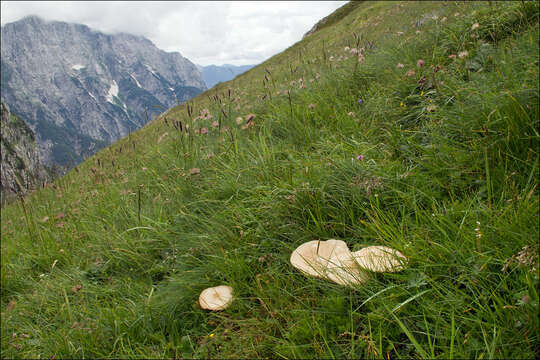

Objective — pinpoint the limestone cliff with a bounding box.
[1,16,207,167]
[1,100,48,203]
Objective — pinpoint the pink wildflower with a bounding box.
[397,63,404,69]
[417,59,425,67]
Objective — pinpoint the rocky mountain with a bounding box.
[1,100,48,203]
[1,16,207,167]
[198,64,255,88]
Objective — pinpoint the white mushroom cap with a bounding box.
[290,240,325,277]
[352,246,407,273]
[325,254,367,286]
[291,239,367,286]
[317,239,352,265]
[290,239,351,278]
[199,285,233,311]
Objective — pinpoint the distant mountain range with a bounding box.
[198,64,255,88]
[1,16,207,167]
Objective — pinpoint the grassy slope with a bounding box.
[1,1,539,358]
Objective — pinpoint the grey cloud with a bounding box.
[1,1,347,65]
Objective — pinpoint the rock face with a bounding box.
[1,100,48,203]
[1,16,207,167]
[198,64,255,88]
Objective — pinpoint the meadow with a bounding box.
[1,1,539,358]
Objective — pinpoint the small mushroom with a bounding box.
[290,239,351,278]
[352,246,407,273]
[199,285,233,311]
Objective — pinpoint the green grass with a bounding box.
[1,1,539,358]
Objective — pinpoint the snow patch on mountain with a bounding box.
[130,74,142,88]
[144,64,157,76]
[106,80,119,103]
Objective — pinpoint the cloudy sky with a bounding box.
[1,1,347,66]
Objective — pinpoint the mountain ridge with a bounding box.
[198,63,256,88]
[1,15,206,167]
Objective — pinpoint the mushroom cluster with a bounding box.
[290,239,407,286]
[198,241,407,311]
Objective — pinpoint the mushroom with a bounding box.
[325,254,367,286]
[291,239,367,286]
[290,239,351,278]
[199,285,233,311]
[352,246,407,273]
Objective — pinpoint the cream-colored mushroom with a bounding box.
[290,240,325,277]
[290,239,351,278]
[352,246,407,272]
[291,239,367,286]
[317,239,352,265]
[325,254,367,286]
[199,285,233,311]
